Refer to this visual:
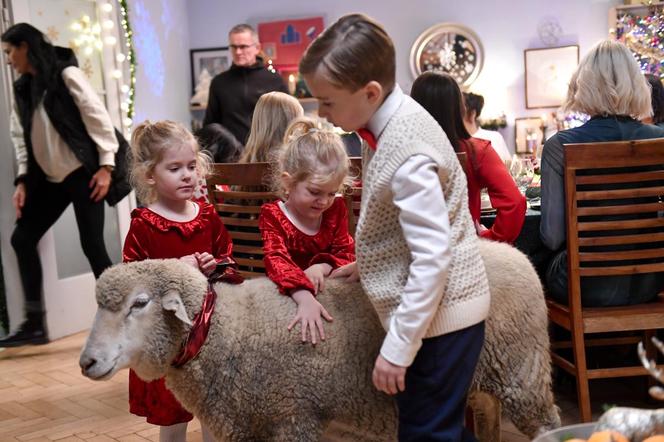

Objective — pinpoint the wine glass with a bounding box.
[515,158,535,194]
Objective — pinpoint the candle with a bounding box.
[288,74,296,96]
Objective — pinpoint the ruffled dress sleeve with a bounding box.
[123,216,151,263]
[202,202,243,284]
[259,202,315,295]
[308,197,355,268]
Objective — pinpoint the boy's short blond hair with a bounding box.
[564,39,651,119]
[299,13,395,92]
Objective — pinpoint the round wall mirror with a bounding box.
[410,23,484,88]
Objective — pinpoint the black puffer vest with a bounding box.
[13,46,130,206]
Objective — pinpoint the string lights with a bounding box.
[69,2,135,132]
[616,8,664,78]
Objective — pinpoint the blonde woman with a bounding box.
[239,91,303,164]
[540,39,664,307]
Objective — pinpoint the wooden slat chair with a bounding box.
[206,162,277,278]
[547,139,664,422]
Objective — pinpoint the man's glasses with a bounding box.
[230,44,255,51]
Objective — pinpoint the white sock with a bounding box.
[201,424,216,442]
[159,422,188,442]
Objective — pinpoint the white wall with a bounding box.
[186,0,621,151]
[129,0,191,125]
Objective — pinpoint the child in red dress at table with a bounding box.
[124,120,240,442]
[259,117,355,345]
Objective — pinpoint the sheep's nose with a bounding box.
[80,355,97,375]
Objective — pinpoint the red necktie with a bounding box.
[356,128,377,150]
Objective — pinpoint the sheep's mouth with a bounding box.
[88,364,116,380]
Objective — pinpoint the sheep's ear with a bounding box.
[162,291,192,326]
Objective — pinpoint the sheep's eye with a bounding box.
[131,298,149,310]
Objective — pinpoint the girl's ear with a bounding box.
[280,172,293,196]
[145,170,156,186]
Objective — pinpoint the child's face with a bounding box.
[285,176,341,223]
[147,143,199,203]
[304,73,381,132]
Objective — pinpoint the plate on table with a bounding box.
[528,197,541,211]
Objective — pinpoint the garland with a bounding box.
[118,0,136,127]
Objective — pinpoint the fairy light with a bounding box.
[70,14,102,55]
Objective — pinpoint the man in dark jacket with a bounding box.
[203,24,288,144]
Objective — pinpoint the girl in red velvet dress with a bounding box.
[411,72,526,244]
[259,117,355,345]
[124,120,237,442]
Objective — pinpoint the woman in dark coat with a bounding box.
[0,23,130,346]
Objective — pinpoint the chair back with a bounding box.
[563,139,664,314]
[206,162,277,278]
[548,138,664,421]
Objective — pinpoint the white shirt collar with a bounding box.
[367,85,404,141]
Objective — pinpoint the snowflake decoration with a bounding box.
[46,26,59,42]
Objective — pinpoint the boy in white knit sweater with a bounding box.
[300,14,491,441]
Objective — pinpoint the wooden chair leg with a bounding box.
[571,326,592,422]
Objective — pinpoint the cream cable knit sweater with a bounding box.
[355,96,490,356]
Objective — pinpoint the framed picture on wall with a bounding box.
[524,45,579,109]
[514,117,544,154]
[190,47,230,94]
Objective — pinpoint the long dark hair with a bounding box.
[2,23,57,102]
[645,73,664,124]
[410,71,470,152]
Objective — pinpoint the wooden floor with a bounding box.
[0,331,654,441]
[0,332,205,442]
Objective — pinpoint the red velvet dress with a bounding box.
[460,137,526,243]
[259,197,355,295]
[122,201,234,426]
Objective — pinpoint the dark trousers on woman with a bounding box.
[396,321,485,442]
[9,167,111,335]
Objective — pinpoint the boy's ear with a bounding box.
[364,81,384,105]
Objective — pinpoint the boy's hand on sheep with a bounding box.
[304,263,333,294]
[289,289,334,345]
[195,252,217,276]
[179,254,199,270]
[329,261,359,282]
[373,355,407,396]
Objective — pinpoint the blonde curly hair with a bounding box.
[129,120,210,204]
[271,117,352,199]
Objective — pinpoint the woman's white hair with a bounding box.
[563,39,651,119]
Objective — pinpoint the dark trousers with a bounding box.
[396,321,485,442]
[10,167,112,316]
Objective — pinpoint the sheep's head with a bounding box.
[79,259,208,382]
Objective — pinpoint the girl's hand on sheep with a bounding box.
[289,290,334,345]
[372,355,407,395]
[180,254,199,270]
[195,252,217,276]
[329,262,359,282]
[304,263,333,294]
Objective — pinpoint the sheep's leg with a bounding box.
[271,419,323,442]
[468,391,501,442]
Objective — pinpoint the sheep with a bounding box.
[80,239,560,441]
